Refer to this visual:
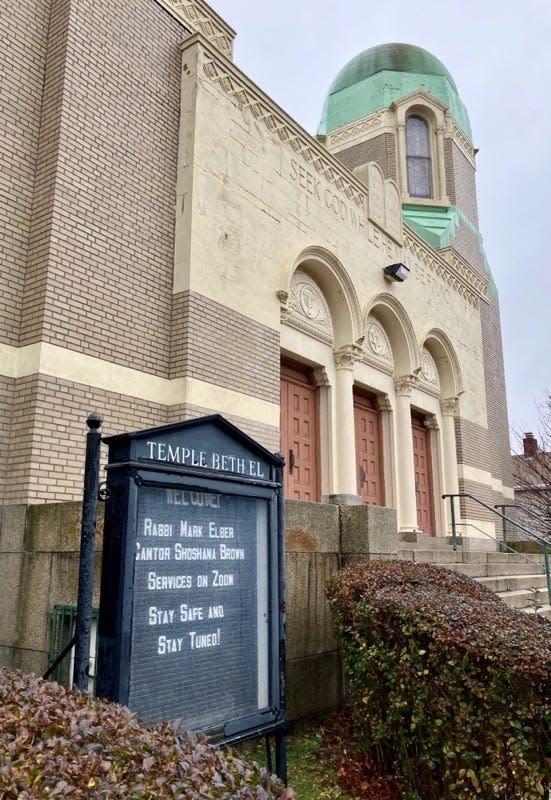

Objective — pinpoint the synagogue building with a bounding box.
[0,0,514,681]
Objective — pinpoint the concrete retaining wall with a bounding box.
[0,499,398,720]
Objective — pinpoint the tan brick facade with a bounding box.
[0,0,51,348]
[170,292,280,404]
[331,133,397,181]
[3,375,168,505]
[169,403,279,452]
[20,0,185,375]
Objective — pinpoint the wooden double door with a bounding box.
[280,374,387,506]
[353,392,385,506]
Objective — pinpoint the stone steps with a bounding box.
[496,586,549,610]
[524,604,551,619]
[398,534,549,615]
[476,574,548,593]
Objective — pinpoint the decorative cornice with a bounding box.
[424,414,439,431]
[394,374,418,396]
[313,366,331,387]
[158,0,235,58]
[198,44,374,215]
[446,118,476,166]
[378,393,393,413]
[438,246,489,299]
[325,112,384,149]
[404,229,488,308]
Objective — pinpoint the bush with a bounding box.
[326,560,551,800]
[0,667,294,799]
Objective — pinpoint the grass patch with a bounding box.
[237,713,404,799]
[286,726,351,799]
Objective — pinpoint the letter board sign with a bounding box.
[96,415,286,743]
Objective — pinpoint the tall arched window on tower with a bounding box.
[406,115,432,198]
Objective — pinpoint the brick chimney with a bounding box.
[523,432,538,457]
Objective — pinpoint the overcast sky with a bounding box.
[213,0,551,444]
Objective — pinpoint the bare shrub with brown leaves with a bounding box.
[0,668,294,799]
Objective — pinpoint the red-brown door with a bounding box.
[280,363,319,502]
[354,392,385,506]
[411,415,435,535]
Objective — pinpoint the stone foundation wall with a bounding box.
[0,498,398,720]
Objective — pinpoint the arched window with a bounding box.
[406,115,432,198]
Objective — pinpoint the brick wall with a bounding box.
[481,296,513,489]
[457,479,514,542]
[455,416,490,474]
[450,141,479,228]
[334,133,397,181]
[20,0,188,375]
[444,138,455,204]
[0,0,51,347]
[452,221,485,273]
[169,402,279,452]
[0,377,15,506]
[3,374,168,505]
[171,292,280,404]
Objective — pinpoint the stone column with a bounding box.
[330,344,362,505]
[394,375,419,532]
[440,397,460,498]
[378,393,396,510]
[313,366,332,501]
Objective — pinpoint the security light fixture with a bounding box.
[383,263,410,282]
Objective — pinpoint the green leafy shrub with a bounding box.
[326,561,551,800]
[0,667,294,799]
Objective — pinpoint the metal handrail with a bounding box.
[453,521,545,569]
[495,503,551,536]
[442,493,551,605]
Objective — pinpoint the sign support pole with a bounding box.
[73,412,103,691]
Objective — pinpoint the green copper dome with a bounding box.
[318,43,471,139]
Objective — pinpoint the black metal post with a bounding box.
[73,413,103,691]
[275,729,287,785]
[449,494,457,551]
[495,504,508,549]
[275,456,288,784]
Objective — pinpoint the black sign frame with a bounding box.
[95,415,286,752]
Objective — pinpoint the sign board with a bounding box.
[96,415,285,743]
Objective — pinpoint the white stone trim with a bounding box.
[458,463,515,499]
[0,342,279,425]
[156,0,235,59]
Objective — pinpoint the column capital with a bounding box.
[394,374,418,397]
[440,396,459,417]
[334,343,363,369]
